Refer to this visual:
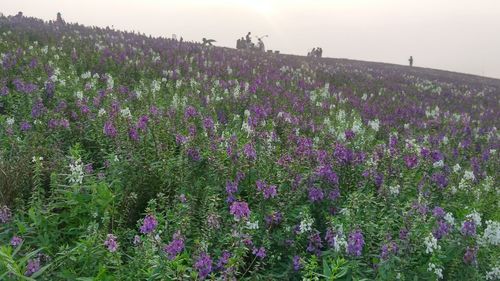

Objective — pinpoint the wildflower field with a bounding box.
[0,14,499,280]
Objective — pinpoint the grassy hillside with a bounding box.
[0,14,499,280]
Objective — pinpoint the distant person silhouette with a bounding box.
[56,12,64,23]
[202,38,216,46]
[310,48,316,57]
[246,32,252,44]
[258,38,265,52]
[409,56,414,67]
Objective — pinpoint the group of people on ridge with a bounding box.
[236,32,265,52]
[307,47,323,58]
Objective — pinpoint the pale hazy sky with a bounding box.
[1,0,500,79]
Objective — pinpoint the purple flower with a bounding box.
[84,163,94,174]
[461,220,476,237]
[44,80,55,98]
[380,241,398,260]
[308,187,324,203]
[293,255,302,271]
[229,201,250,220]
[31,99,46,118]
[328,188,340,201]
[103,121,117,138]
[104,234,118,252]
[263,185,277,199]
[10,236,23,247]
[203,117,215,132]
[252,246,266,259]
[404,155,418,169]
[315,165,339,186]
[20,121,32,132]
[186,147,201,162]
[175,134,188,145]
[0,205,12,223]
[431,172,448,189]
[265,211,283,227]
[324,228,337,248]
[463,246,478,265]
[307,231,323,256]
[164,231,185,260]
[344,129,355,140]
[184,106,198,119]
[216,251,231,270]
[25,258,41,277]
[129,127,139,141]
[140,215,158,234]
[243,143,257,160]
[136,115,149,131]
[226,180,238,196]
[399,228,409,240]
[195,252,213,280]
[374,172,384,188]
[59,118,70,128]
[432,207,445,218]
[433,220,451,240]
[347,230,365,257]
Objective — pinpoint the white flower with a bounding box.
[98,108,106,117]
[245,220,259,230]
[69,158,84,185]
[424,233,440,254]
[106,74,114,90]
[120,107,132,119]
[352,119,363,134]
[464,170,476,181]
[433,160,444,168]
[482,176,494,192]
[486,266,500,280]
[81,71,91,79]
[427,263,443,279]
[32,156,43,163]
[453,164,461,173]
[466,211,482,227]
[75,91,83,99]
[389,185,400,196]
[6,117,15,126]
[241,122,253,136]
[335,233,347,252]
[444,212,455,226]
[299,213,314,234]
[479,220,500,246]
[368,119,380,132]
[151,80,161,93]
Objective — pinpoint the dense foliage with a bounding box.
[0,14,499,280]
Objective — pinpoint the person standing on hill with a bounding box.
[409,56,414,67]
[56,12,65,24]
[258,38,265,52]
[246,32,252,44]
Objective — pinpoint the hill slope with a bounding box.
[0,14,499,280]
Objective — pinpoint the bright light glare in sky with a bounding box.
[1,0,500,79]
